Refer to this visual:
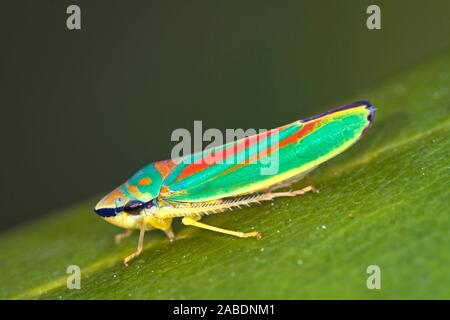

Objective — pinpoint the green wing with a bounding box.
[163,102,374,203]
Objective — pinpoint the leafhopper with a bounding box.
[95,101,375,265]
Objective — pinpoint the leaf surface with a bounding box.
[1,51,449,299]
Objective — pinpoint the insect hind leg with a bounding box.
[182,217,261,240]
[266,185,319,199]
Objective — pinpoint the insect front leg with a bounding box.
[123,227,145,267]
[181,216,261,240]
[115,229,133,244]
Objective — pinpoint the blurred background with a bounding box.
[1,0,449,231]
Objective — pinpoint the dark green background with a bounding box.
[1,0,449,230]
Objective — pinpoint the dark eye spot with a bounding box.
[145,199,155,209]
[123,200,144,214]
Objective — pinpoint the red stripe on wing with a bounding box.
[279,121,318,148]
[213,121,320,177]
[175,128,279,181]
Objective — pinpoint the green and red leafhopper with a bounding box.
[95,101,375,265]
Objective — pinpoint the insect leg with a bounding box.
[182,217,261,240]
[265,185,319,199]
[123,227,145,267]
[115,229,133,244]
[156,186,318,219]
[164,229,176,242]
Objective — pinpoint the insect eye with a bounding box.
[145,199,155,209]
[123,200,144,214]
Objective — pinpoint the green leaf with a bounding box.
[1,51,449,300]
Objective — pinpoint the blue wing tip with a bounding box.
[300,100,375,124]
[364,101,376,124]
